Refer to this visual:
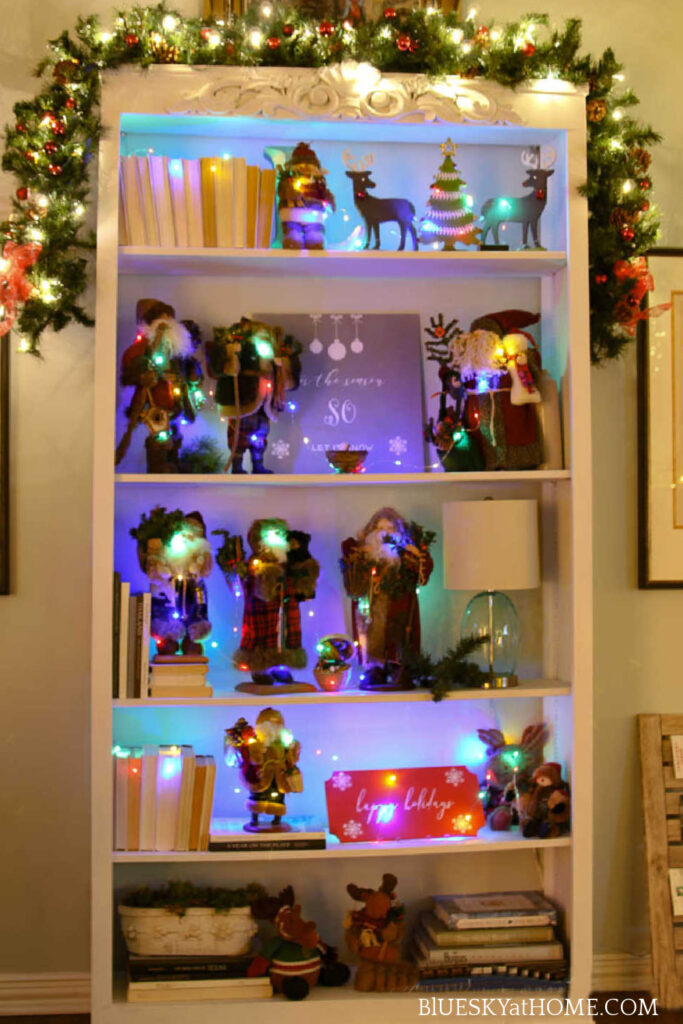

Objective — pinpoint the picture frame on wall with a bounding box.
[638,248,683,587]
[0,334,8,595]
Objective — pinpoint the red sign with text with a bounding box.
[325,766,485,843]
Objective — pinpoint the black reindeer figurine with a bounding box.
[479,146,556,250]
[343,150,418,251]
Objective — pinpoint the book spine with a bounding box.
[136,157,160,247]
[139,593,151,699]
[246,165,259,248]
[200,158,217,247]
[433,907,557,930]
[139,747,158,851]
[207,838,326,851]
[256,168,276,249]
[167,159,189,248]
[134,595,144,699]
[148,156,176,248]
[120,156,147,246]
[127,757,142,850]
[129,966,252,982]
[118,174,129,246]
[415,935,563,966]
[199,758,216,852]
[112,572,121,699]
[118,581,130,700]
[232,157,247,248]
[214,158,234,248]
[184,159,204,248]
[422,919,555,947]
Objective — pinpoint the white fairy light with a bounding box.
[612,107,624,121]
[17,338,30,352]
[261,2,272,15]
[207,31,220,47]
[621,179,634,194]
[36,195,49,209]
[609,139,623,151]
[462,41,472,53]
[0,258,8,274]
[28,227,44,242]
[162,14,177,31]
[466,6,477,19]
[249,28,263,46]
[98,31,113,43]
[450,27,464,43]
[613,72,625,82]
[490,27,502,41]
[73,202,85,217]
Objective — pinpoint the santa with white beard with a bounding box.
[340,507,434,690]
[116,298,203,472]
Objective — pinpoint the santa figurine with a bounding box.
[340,508,435,691]
[131,506,213,657]
[277,142,336,250]
[207,317,301,474]
[116,299,203,472]
[215,519,319,690]
[225,708,302,832]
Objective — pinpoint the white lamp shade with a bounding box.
[442,499,540,591]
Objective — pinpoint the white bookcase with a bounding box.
[91,64,592,1022]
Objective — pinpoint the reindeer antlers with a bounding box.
[342,148,375,172]
[521,145,557,170]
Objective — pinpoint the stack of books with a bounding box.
[113,574,151,699]
[209,817,326,852]
[119,155,277,250]
[149,655,212,699]
[127,953,272,1002]
[113,745,216,852]
[410,890,568,994]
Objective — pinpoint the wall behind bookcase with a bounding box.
[1,0,682,980]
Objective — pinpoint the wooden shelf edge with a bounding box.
[114,470,571,486]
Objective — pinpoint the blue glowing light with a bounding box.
[458,736,489,765]
[376,803,397,824]
[169,532,187,555]
[497,198,512,213]
[250,434,258,443]
[211,641,218,648]
[255,339,274,359]
[169,159,183,178]
[152,353,165,366]
[477,377,489,393]
[172,612,180,620]
[288,401,297,411]
[160,756,181,779]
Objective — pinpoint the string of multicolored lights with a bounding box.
[1,4,661,362]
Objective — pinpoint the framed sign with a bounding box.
[638,250,683,586]
[252,312,426,474]
[0,335,8,594]
[325,766,485,843]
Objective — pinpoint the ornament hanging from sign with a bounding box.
[325,766,485,844]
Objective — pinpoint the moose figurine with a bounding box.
[344,873,418,992]
[479,146,556,250]
[343,150,418,251]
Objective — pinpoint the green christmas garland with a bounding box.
[1,4,661,361]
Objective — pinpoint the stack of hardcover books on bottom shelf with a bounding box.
[127,953,272,1003]
[113,745,215,852]
[410,891,568,994]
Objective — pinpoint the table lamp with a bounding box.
[442,499,540,688]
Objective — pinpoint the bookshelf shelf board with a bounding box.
[109,979,570,1022]
[115,470,571,487]
[118,246,568,279]
[113,678,571,708]
[112,827,571,863]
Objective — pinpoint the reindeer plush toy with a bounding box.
[343,149,418,251]
[480,146,556,249]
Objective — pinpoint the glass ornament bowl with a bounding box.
[325,449,367,474]
[461,589,521,688]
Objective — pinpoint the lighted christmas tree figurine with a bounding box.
[420,140,480,251]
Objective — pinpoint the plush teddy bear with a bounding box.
[518,762,571,839]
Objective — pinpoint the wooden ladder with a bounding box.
[639,714,683,1007]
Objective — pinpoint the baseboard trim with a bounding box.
[592,953,653,992]
[0,973,90,1016]
[0,958,654,1014]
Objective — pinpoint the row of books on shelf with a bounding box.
[112,574,150,699]
[411,890,567,995]
[119,155,277,250]
[113,745,216,852]
[127,954,271,1002]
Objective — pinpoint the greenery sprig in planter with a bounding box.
[1,3,661,361]
[121,880,266,916]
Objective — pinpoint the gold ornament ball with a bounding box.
[586,98,606,123]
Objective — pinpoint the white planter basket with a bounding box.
[118,904,257,957]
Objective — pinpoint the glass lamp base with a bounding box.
[480,674,518,689]
[461,590,522,684]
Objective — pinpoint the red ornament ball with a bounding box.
[65,97,77,110]
[397,32,411,51]
[594,273,608,285]
[318,20,334,36]
[48,164,63,176]
[44,141,58,156]
[620,227,635,241]
[267,35,281,49]
[200,26,212,41]
[521,41,535,56]
[25,150,37,162]
[384,6,397,18]
[16,123,26,134]
[16,186,28,201]
[641,200,651,212]
[125,32,139,46]
[282,23,294,36]
[51,120,66,137]
[641,178,651,190]
[225,41,235,55]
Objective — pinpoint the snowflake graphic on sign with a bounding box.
[332,771,353,792]
[445,768,466,786]
[271,439,290,460]
[452,814,473,833]
[342,819,363,840]
[389,436,408,456]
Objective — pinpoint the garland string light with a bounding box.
[1,4,662,362]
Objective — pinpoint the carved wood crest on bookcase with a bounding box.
[150,63,526,125]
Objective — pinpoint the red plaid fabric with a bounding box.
[240,575,302,651]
